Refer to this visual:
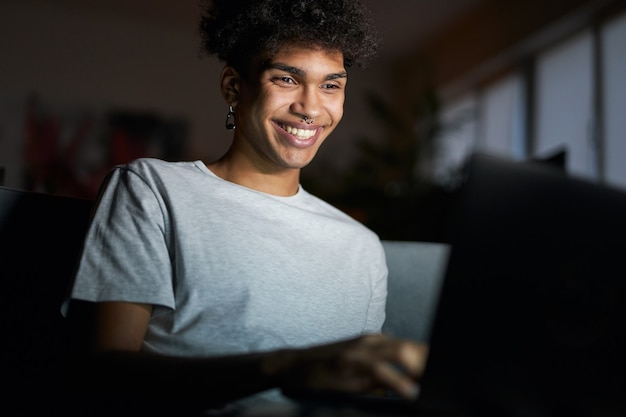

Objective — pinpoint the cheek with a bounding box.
[330,101,345,124]
[239,87,274,120]
[257,95,292,121]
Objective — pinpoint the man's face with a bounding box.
[232,46,347,172]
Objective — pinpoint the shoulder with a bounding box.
[105,158,209,190]
[298,188,383,246]
[298,188,362,223]
[120,158,204,178]
[94,158,213,211]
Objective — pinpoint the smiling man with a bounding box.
[210,47,347,195]
[64,1,427,415]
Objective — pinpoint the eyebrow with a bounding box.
[266,62,348,81]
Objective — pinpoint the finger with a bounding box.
[396,342,429,378]
[355,337,429,379]
[371,361,420,400]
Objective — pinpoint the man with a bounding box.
[65,1,427,414]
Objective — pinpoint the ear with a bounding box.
[220,65,240,106]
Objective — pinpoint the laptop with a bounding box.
[284,152,626,416]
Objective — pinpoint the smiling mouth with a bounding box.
[278,123,317,140]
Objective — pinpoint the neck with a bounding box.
[207,152,301,197]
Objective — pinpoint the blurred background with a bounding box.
[1,0,625,241]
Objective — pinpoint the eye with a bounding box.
[273,76,297,85]
[321,83,342,91]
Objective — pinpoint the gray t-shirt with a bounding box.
[70,158,387,358]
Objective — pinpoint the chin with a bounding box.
[280,151,319,169]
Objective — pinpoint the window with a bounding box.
[477,73,526,160]
[534,31,595,179]
[602,12,626,190]
[430,7,626,191]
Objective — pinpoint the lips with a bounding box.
[275,121,321,148]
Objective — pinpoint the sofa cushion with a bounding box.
[381,240,450,342]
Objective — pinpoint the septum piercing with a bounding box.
[302,115,315,125]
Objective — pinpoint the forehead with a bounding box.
[257,45,346,76]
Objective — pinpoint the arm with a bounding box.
[67,300,282,409]
[67,300,427,412]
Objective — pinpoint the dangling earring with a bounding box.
[225,105,236,130]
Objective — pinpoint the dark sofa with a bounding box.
[1,186,92,414]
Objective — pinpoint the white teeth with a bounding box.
[285,125,315,140]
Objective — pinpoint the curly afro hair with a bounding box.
[199,0,380,72]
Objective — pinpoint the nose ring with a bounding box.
[302,115,315,125]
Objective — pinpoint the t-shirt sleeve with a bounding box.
[69,166,175,309]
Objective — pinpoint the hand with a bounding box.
[273,334,429,400]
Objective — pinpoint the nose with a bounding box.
[290,86,321,121]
